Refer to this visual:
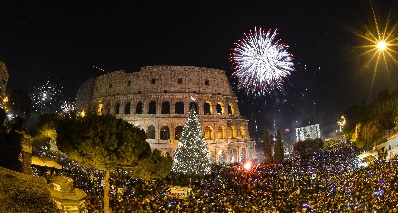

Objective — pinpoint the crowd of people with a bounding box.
[32,141,398,212]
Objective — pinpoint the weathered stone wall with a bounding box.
[76,66,255,163]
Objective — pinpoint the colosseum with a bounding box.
[75,65,255,164]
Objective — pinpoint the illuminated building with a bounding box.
[76,66,254,163]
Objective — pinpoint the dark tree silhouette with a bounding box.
[263,128,272,164]
[273,129,284,164]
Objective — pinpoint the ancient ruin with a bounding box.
[76,66,254,163]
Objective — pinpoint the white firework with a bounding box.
[61,100,75,114]
[230,27,294,96]
[31,80,63,113]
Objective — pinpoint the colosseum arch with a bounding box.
[174,126,183,140]
[203,101,213,115]
[204,126,214,140]
[218,150,226,163]
[147,125,156,139]
[161,101,170,114]
[148,101,156,114]
[230,149,238,163]
[136,102,143,114]
[160,126,170,140]
[217,126,226,139]
[228,103,235,116]
[175,102,184,114]
[124,102,131,114]
[239,126,246,138]
[97,103,103,114]
[230,126,237,139]
[115,103,121,114]
[216,102,224,115]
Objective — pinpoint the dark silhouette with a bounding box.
[0,115,27,172]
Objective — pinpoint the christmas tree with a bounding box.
[171,107,211,176]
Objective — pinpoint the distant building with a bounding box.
[295,124,320,141]
[375,134,398,161]
[75,65,254,163]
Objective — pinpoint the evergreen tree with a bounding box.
[172,108,211,176]
[274,128,284,163]
[53,111,172,213]
[263,128,272,164]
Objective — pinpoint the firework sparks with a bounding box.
[61,100,75,114]
[31,80,63,113]
[230,27,295,96]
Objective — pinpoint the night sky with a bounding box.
[1,0,398,141]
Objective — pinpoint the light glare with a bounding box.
[377,41,387,50]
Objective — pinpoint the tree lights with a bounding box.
[171,108,211,176]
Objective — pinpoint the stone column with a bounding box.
[170,100,175,115]
[237,146,240,162]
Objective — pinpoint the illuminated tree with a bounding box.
[54,111,172,213]
[171,108,211,176]
[273,128,284,163]
[263,128,272,164]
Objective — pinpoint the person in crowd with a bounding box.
[32,141,398,212]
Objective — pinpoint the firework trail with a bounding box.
[230,27,294,96]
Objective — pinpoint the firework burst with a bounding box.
[230,27,295,96]
[31,80,63,113]
[61,100,75,114]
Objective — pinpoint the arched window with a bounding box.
[147,125,155,139]
[148,101,156,114]
[205,79,210,85]
[175,126,183,140]
[239,126,246,138]
[230,126,237,139]
[136,102,143,114]
[175,102,184,114]
[217,126,226,139]
[204,101,212,115]
[124,102,131,114]
[115,103,120,114]
[160,126,170,140]
[228,103,235,116]
[161,101,170,114]
[189,102,198,114]
[97,103,103,115]
[216,102,224,115]
[204,126,213,140]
